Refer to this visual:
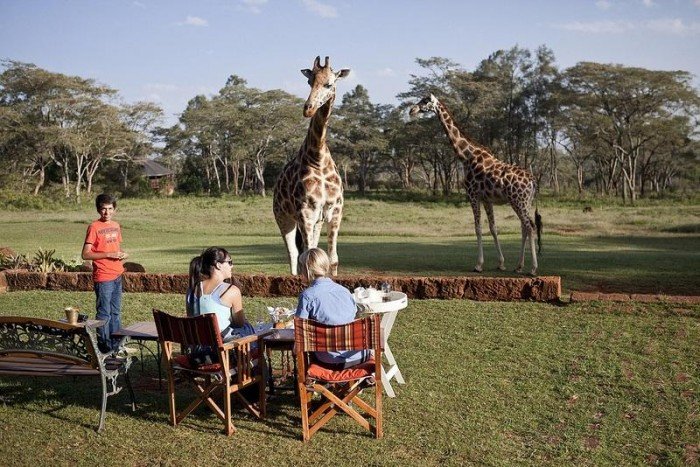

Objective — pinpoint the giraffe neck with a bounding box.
[300,94,335,167]
[434,100,488,164]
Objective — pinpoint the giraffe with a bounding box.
[272,56,350,276]
[409,94,542,275]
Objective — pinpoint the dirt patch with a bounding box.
[570,291,700,304]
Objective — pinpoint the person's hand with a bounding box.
[118,251,129,261]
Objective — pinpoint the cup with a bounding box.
[64,307,79,325]
[381,282,392,302]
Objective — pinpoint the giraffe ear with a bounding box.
[336,69,351,79]
[301,69,314,80]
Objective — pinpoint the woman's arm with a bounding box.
[220,284,246,327]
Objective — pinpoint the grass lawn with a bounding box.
[0,194,698,295]
[0,291,698,465]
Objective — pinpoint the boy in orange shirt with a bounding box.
[82,193,129,353]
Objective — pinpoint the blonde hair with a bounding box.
[299,248,330,281]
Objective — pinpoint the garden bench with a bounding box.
[0,316,136,432]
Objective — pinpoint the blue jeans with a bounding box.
[94,276,122,352]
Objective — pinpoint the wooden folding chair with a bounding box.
[152,309,267,435]
[294,314,383,441]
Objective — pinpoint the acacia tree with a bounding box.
[562,62,698,202]
[335,85,389,194]
[0,60,159,198]
[0,61,119,195]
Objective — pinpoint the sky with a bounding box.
[1,0,699,126]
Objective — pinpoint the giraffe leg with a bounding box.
[515,221,527,273]
[310,219,323,249]
[484,202,505,271]
[470,199,484,273]
[528,216,538,276]
[277,217,300,275]
[325,206,343,276]
[514,209,536,275]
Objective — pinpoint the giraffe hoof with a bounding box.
[497,265,506,271]
[473,267,483,273]
[514,267,523,274]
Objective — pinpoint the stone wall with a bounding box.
[0,270,561,302]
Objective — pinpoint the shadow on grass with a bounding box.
[0,376,145,431]
[154,234,700,295]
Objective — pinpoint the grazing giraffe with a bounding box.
[409,94,542,275]
[272,56,350,275]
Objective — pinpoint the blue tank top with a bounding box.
[191,282,255,341]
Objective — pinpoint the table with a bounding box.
[112,321,161,388]
[261,328,296,395]
[354,290,408,398]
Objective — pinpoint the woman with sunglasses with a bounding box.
[186,246,255,344]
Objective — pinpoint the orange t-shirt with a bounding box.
[84,219,124,282]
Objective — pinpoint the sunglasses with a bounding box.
[221,260,233,265]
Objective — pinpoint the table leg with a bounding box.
[383,344,405,385]
[380,365,396,398]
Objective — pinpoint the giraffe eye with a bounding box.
[324,83,332,89]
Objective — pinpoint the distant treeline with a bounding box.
[1,45,698,203]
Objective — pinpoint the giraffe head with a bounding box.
[301,56,350,118]
[409,94,440,117]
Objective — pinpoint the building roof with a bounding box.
[141,159,174,177]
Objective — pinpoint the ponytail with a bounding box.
[186,255,203,316]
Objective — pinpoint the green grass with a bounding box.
[0,194,698,294]
[0,291,698,465]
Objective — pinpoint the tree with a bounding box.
[562,62,699,202]
[335,85,389,194]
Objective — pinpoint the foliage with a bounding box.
[0,60,163,200]
[0,252,29,270]
[1,51,697,202]
[0,247,82,272]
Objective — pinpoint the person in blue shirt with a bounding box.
[295,248,369,369]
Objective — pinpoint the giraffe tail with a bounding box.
[535,208,543,254]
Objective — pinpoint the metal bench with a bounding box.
[0,316,136,432]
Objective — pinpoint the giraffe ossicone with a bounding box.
[273,56,350,276]
[409,94,542,276]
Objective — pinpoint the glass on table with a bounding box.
[381,282,392,302]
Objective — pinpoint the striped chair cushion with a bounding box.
[306,358,376,383]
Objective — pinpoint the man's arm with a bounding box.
[81,243,127,261]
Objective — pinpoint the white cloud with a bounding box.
[645,18,700,35]
[376,67,396,77]
[302,0,338,18]
[132,1,146,8]
[642,0,655,7]
[556,20,633,34]
[554,18,700,36]
[177,16,208,27]
[695,0,700,7]
[143,83,180,93]
[595,0,612,10]
[239,0,268,14]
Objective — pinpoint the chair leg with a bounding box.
[259,361,267,418]
[167,371,177,427]
[98,374,108,433]
[224,380,234,436]
[299,385,311,442]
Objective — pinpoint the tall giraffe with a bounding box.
[409,94,542,275]
[273,56,350,276]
